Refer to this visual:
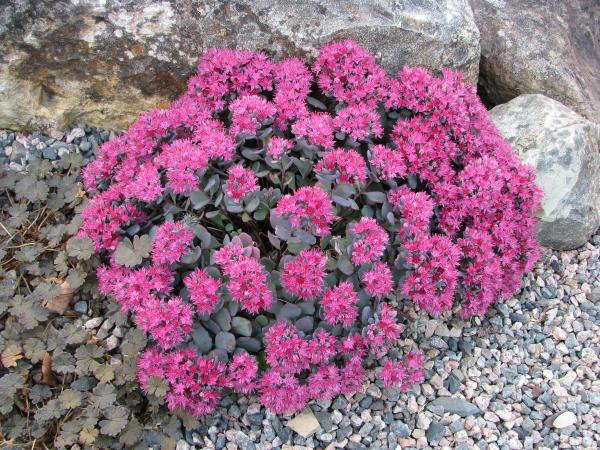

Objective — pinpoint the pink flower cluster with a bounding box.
[152,221,195,265]
[230,95,277,137]
[184,269,222,314]
[274,186,335,236]
[267,136,293,160]
[315,149,367,184]
[225,164,259,202]
[214,242,272,314]
[80,39,540,418]
[292,112,335,148]
[321,281,359,327]
[349,217,389,265]
[281,249,327,299]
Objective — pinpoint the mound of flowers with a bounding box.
[79,40,541,416]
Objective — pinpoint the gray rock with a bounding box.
[295,316,314,333]
[426,422,445,444]
[490,94,600,250]
[237,337,261,353]
[278,303,302,321]
[0,0,479,132]
[73,301,87,314]
[391,421,410,438]
[215,332,236,353]
[231,317,252,337]
[192,326,213,354]
[214,307,232,331]
[41,147,57,160]
[176,439,190,450]
[103,335,119,352]
[427,397,481,417]
[470,0,600,121]
[332,396,348,410]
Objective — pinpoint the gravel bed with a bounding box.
[2,127,599,450]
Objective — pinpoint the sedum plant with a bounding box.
[80,40,541,416]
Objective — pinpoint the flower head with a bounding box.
[321,281,358,327]
[225,164,259,202]
[281,248,327,299]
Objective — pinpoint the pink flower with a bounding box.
[258,369,310,414]
[273,58,312,129]
[402,235,461,315]
[225,164,259,202]
[365,304,403,354]
[321,281,358,327]
[139,348,226,417]
[361,262,393,299]
[79,186,144,252]
[315,149,367,184]
[388,186,435,237]
[281,248,327,299]
[314,40,388,107]
[349,217,388,265]
[369,144,407,180]
[156,139,209,194]
[215,242,272,314]
[184,269,222,314]
[152,221,195,266]
[381,352,425,390]
[267,136,293,160]
[292,112,335,148]
[334,105,383,141]
[225,353,258,394]
[135,296,193,349]
[230,95,277,137]
[187,48,274,110]
[126,163,163,202]
[274,185,335,237]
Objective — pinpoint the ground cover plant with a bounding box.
[78,40,542,418]
[0,141,160,448]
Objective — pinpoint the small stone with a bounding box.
[231,317,252,336]
[214,308,232,331]
[104,335,119,351]
[427,397,481,417]
[236,337,261,352]
[215,332,236,353]
[278,303,302,321]
[287,408,321,438]
[552,327,567,341]
[552,411,577,429]
[426,422,445,444]
[192,326,213,353]
[318,432,334,443]
[73,301,87,314]
[434,323,450,337]
[42,147,57,160]
[176,439,190,450]
[332,396,348,410]
[315,412,335,432]
[391,421,410,438]
[84,317,103,329]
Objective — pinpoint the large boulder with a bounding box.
[0,0,480,132]
[470,0,600,122]
[490,94,600,250]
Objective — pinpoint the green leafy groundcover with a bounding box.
[0,151,203,449]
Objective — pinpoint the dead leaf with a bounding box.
[44,281,74,314]
[42,352,56,385]
[1,345,23,368]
